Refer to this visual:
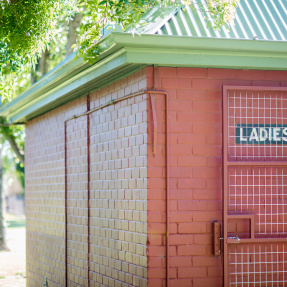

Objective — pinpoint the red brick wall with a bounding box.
[25,68,148,286]
[146,67,287,287]
[26,97,87,286]
[66,108,89,286]
[88,69,148,287]
[25,64,287,286]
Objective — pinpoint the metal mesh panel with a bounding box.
[228,166,287,236]
[229,243,287,286]
[227,90,287,161]
[225,87,287,287]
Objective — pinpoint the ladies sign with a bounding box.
[236,124,287,144]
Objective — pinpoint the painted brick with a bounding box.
[178,245,207,256]
[178,178,206,189]
[192,101,221,112]
[25,68,149,287]
[193,256,221,267]
[222,79,252,86]
[170,144,192,155]
[193,145,221,156]
[192,79,222,90]
[252,80,281,87]
[177,156,207,167]
[192,123,221,134]
[237,69,265,80]
[178,223,207,234]
[148,223,166,234]
[192,167,221,179]
[266,70,287,80]
[193,277,223,287]
[178,200,207,211]
[148,235,163,246]
[148,189,165,200]
[205,112,222,123]
[169,235,193,245]
[193,211,222,222]
[170,122,193,133]
[161,78,192,89]
[177,134,206,145]
[170,100,192,111]
[169,256,192,267]
[207,266,223,277]
[170,190,193,200]
[148,268,165,279]
[177,67,207,78]
[177,111,206,123]
[208,68,238,79]
[157,67,177,78]
[194,234,212,245]
[193,189,222,200]
[148,257,165,268]
[148,278,164,287]
[178,267,207,278]
[169,167,192,178]
[170,212,192,223]
[171,279,193,287]
[148,246,166,257]
[26,66,287,287]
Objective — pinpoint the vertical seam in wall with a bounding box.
[64,120,68,287]
[87,94,91,286]
[147,90,170,287]
[165,92,170,287]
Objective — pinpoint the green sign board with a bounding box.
[236,124,287,145]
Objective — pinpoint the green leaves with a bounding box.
[75,0,239,63]
[0,0,77,100]
[0,0,77,71]
[0,0,239,76]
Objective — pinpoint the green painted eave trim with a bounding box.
[110,33,287,59]
[2,32,287,123]
[7,48,144,123]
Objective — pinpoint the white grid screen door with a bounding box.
[223,86,287,287]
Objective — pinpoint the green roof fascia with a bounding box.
[2,32,287,124]
[6,49,144,123]
[110,33,287,67]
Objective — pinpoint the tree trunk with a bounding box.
[1,127,24,166]
[0,151,8,251]
[31,48,50,85]
[66,13,83,57]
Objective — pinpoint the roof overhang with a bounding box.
[2,32,287,123]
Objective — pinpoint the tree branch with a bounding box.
[1,127,25,166]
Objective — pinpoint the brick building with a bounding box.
[1,2,287,286]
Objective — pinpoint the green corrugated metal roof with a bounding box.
[140,0,287,41]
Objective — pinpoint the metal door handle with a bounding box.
[228,235,240,242]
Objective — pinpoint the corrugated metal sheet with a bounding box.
[144,0,287,41]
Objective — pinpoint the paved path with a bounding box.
[0,216,26,287]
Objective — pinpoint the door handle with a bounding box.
[227,235,241,243]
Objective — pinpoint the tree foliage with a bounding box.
[76,0,239,62]
[0,0,239,76]
[0,0,76,70]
